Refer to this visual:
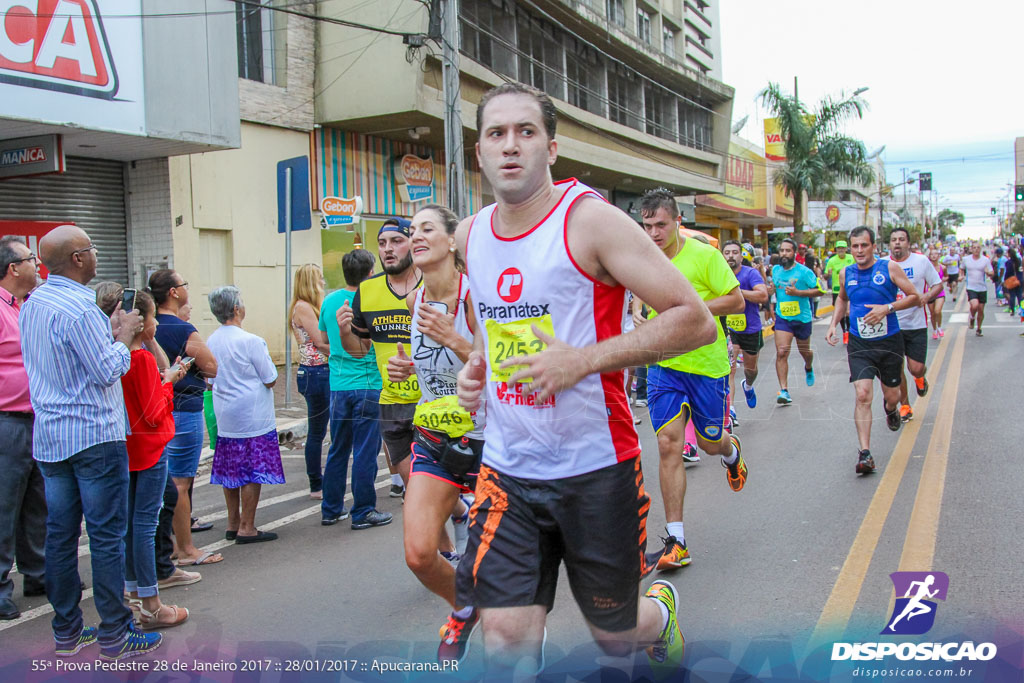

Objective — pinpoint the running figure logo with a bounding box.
[882,571,949,635]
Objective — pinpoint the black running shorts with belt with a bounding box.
[455,457,650,632]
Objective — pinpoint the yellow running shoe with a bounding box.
[655,535,691,571]
[722,434,747,492]
[645,580,684,679]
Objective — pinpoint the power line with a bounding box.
[231,0,423,38]
[9,1,425,40]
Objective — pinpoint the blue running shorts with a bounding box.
[647,365,729,442]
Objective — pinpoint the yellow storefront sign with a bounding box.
[775,183,794,215]
[700,140,767,217]
[763,116,816,162]
[764,117,787,161]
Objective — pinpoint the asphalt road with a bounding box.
[1,293,1021,682]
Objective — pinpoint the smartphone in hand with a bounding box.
[169,356,195,375]
[425,301,449,314]
[121,288,137,313]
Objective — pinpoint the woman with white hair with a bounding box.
[206,286,284,544]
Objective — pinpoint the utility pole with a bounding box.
[442,0,466,216]
[283,167,292,409]
[902,168,908,212]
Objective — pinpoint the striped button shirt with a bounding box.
[20,275,130,462]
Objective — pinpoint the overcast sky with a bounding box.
[720,0,1023,237]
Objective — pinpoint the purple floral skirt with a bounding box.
[210,430,285,488]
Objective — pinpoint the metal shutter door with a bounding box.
[0,157,128,283]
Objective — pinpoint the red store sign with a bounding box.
[0,0,118,98]
[0,220,72,278]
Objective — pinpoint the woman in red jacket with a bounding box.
[122,291,190,629]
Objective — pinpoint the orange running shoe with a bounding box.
[899,404,913,422]
[722,435,747,492]
[914,376,928,397]
[655,536,692,570]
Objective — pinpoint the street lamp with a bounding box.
[853,86,870,96]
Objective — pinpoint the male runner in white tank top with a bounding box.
[453,82,716,678]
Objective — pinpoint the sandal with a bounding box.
[157,569,202,589]
[138,603,189,630]
[175,551,224,566]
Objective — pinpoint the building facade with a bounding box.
[316,0,734,223]
[690,135,796,245]
[3,0,735,362]
[0,0,240,285]
[1015,137,1023,215]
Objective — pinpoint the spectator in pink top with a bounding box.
[0,236,46,620]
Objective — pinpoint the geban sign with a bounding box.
[0,0,119,99]
[826,204,841,223]
[394,154,433,203]
[320,196,363,228]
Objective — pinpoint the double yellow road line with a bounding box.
[810,295,968,645]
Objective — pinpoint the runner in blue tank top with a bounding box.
[826,226,919,475]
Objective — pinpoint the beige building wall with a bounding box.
[169,122,320,362]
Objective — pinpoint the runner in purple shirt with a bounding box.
[723,241,769,409]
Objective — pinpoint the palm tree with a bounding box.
[759,83,876,234]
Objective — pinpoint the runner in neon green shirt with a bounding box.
[633,190,747,572]
[824,241,855,342]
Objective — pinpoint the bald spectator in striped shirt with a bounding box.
[19,225,155,657]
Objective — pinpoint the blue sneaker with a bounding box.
[99,624,162,661]
[805,367,815,386]
[55,626,98,656]
[742,380,756,409]
[776,390,792,405]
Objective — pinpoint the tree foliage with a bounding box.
[759,83,876,234]
[936,208,965,228]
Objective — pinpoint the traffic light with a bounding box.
[1016,185,1024,202]
[991,207,997,215]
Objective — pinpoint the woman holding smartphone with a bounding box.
[121,291,190,628]
[149,269,223,565]
[387,205,480,664]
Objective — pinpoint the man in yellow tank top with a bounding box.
[337,219,421,525]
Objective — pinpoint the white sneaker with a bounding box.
[635,399,648,408]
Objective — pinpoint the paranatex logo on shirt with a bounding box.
[497,268,524,303]
[831,572,997,663]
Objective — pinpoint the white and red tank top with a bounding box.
[465,178,640,479]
